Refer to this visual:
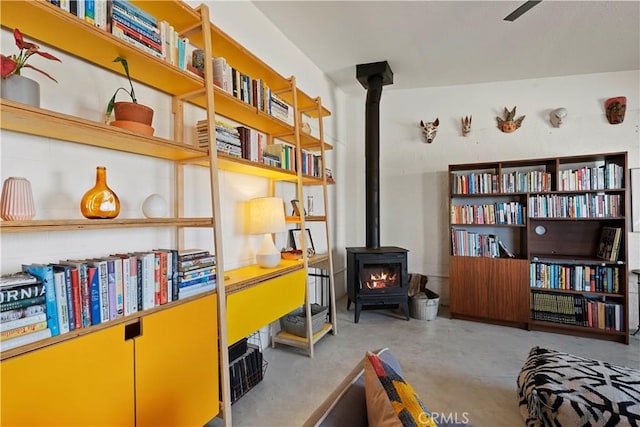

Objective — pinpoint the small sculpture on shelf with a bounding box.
[496,106,525,133]
[419,118,439,144]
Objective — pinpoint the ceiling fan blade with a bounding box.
[504,0,542,21]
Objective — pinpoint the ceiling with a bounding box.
[252,1,640,94]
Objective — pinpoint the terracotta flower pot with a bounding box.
[113,101,153,125]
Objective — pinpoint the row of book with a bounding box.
[501,170,553,193]
[450,230,515,258]
[49,0,197,74]
[558,163,624,191]
[229,344,265,404]
[1,248,216,351]
[196,120,323,177]
[212,56,293,125]
[451,162,624,195]
[530,291,624,331]
[529,262,621,293]
[451,172,499,195]
[450,202,525,225]
[528,193,623,219]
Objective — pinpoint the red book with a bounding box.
[69,268,82,329]
[154,251,168,305]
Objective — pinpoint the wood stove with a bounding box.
[346,61,409,323]
[346,247,409,323]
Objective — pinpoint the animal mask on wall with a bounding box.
[550,108,568,127]
[496,106,525,133]
[419,118,439,143]
[605,96,626,124]
[461,116,472,136]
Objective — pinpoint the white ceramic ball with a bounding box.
[142,194,168,218]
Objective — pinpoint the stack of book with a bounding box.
[177,249,216,300]
[196,120,242,157]
[111,0,163,59]
[1,272,52,350]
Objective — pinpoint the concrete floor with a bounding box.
[219,297,640,427]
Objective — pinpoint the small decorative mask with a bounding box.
[550,108,568,127]
[419,118,439,143]
[496,106,525,133]
[605,96,626,125]
[461,116,472,136]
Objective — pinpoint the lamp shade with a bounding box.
[247,197,286,235]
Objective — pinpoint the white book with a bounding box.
[179,281,216,300]
[0,313,47,333]
[1,328,52,351]
[53,271,70,334]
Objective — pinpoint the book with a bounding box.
[596,227,622,262]
[497,240,516,258]
[21,264,60,337]
[1,320,48,341]
[86,259,109,323]
[0,313,47,333]
[53,271,71,334]
[0,282,45,305]
[1,304,46,323]
[52,265,76,331]
[59,260,91,328]
[87,266,102,325]
[1,328,52,351]
[0,272,38,288]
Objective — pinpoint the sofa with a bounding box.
[303,348,471,427]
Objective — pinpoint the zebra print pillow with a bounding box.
[517,346,640,427]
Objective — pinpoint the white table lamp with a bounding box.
[247,197,286,268]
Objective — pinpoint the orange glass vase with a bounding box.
[80,166,120,219]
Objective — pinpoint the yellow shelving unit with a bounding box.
[1,0,335,424]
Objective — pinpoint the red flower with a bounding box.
[1,28,61,81]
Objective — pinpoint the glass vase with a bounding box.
[80,166,120,219]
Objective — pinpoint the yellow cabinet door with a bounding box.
[227,269,306,344]
[0,324,135,427]
[134,294,219,427]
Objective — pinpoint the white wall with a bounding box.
[0,1,348,291]
[344,70,640,330]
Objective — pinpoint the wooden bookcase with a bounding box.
[0,0,335,425]
[449,152,629,344]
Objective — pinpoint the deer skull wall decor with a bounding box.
[419,118,439,143]
[461,116,472,136]
[496,106,525,133]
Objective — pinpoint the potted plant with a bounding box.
[1,28,61,107]
[105,56,154,135]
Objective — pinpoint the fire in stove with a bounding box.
[363,268,398,289]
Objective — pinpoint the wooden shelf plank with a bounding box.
[224,260,304,295]
[0,217,214,233]
[0,289,217,361]
[0,101,208,161]
[272,323,333,348]
[0,0,205,103]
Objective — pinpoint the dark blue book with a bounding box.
[21,264,60,337]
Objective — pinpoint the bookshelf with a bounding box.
[1,0,335,425]
[449,152,629,344]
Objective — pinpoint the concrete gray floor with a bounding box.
[219,296,640,427]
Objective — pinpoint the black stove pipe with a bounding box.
[364,74,382,249]
[356,61,393,250]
